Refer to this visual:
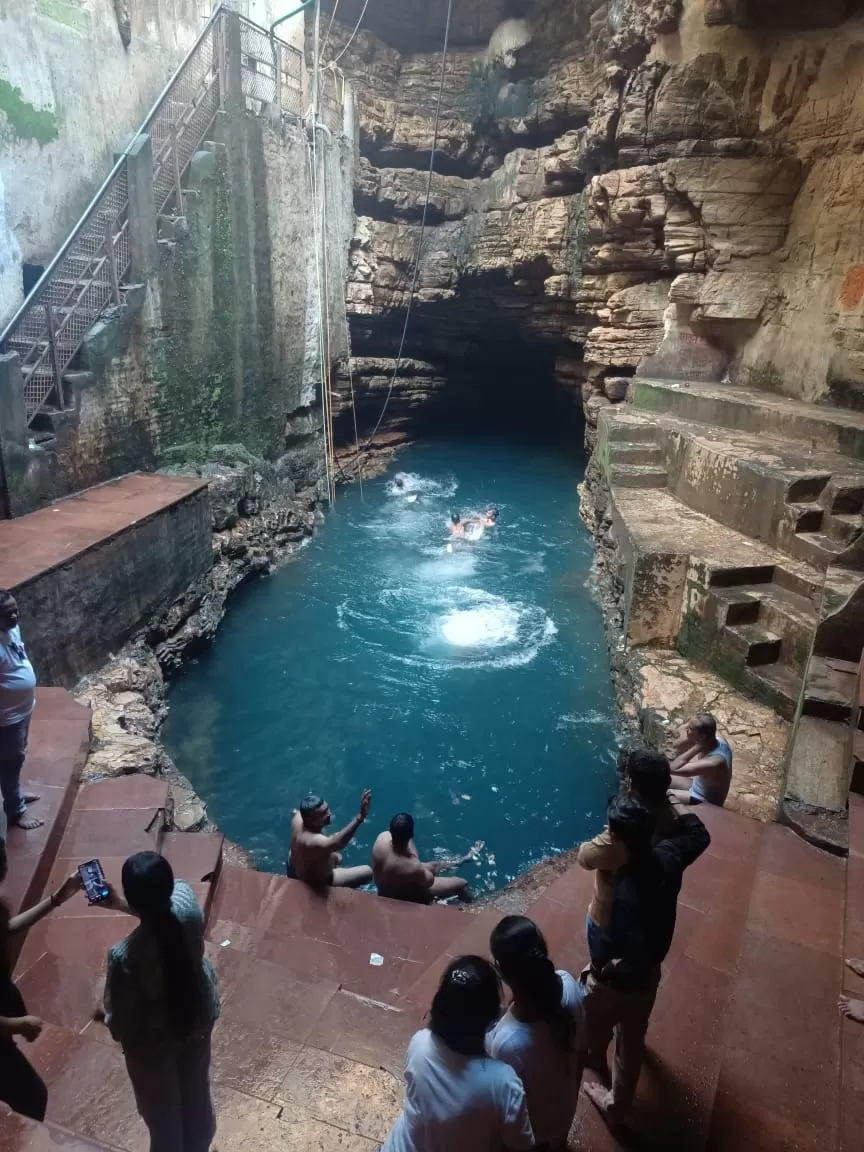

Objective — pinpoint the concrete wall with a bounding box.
[0,15,356,510]
[0,0,203,328]
[11,485,212,687]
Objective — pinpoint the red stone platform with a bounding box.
[0,473,207,590]
[5,797,860,1152]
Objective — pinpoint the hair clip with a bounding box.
[449,968,471,986]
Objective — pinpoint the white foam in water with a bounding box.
[441,603,519,648]
[427,589,557,670]
[386,471,458,499]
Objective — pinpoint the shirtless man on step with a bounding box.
[287,790,373,889]
[372,813,479,904]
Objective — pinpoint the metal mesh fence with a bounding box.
[2,7,341,424]
[240,19,277,112]
[281,44,303,119]
[148,20,219,215]
[10,165,130,420]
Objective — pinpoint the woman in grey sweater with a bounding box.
[100,851,220,1152]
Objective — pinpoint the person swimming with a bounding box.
[463,508,499,530]
[448,513,465,537]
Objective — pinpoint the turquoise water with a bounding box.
[162,440,618,892]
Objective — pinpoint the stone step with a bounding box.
[604,416,661,443]
[789,529,849,568]
[599,404,864,569]
[826,512,863,545]
[742,661,803,721]
[706,587,761,627]
[608,442,665,466]
[609,463,668,489]
[630,377,864,459]
[723,623,782,666]
[790,501,825,533]
[827,477,864,514]
[803,655,859,723]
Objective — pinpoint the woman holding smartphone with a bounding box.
[0,835,83,1120]
[99,850,220,1152]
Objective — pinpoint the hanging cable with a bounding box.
[360,0,454,449]
[320,0,343,66]
[319,120,365,498]
[306,134,333,503]
[329,0,371,66]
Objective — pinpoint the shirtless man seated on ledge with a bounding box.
[287,790,373,890]
[668,713,733,808]
[372,812,480,904]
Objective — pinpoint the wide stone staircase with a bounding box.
[3,798,863,1152]
[595,377,864,837]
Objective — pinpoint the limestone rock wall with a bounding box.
[331,0,864,442]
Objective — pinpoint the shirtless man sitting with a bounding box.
[668,713,733,807]
[372,812,478,904]
[287,790,373,889]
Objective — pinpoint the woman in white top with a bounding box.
[382,955,535,1152]
[487,916,586,1152]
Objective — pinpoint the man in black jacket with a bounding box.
[581,792,711,1126]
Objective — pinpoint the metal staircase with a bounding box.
[0,5,308,426]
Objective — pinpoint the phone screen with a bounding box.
[78,859,110,905]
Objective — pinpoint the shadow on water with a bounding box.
[163,435,618,890]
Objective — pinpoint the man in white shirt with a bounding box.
[0,591,43,831]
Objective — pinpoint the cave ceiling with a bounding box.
[320,0,534,51]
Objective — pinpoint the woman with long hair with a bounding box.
[0,835,83,1119]
[488,916,586,1152]
[100,851,220,1152]
[382,954,534,1152]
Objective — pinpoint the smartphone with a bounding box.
[78,859,111,905]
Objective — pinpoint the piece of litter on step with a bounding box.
[370,953,384,967]
[220,940,231,948]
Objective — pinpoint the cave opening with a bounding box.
[340,307,587,458]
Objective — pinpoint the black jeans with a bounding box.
[0,1036,48,1121]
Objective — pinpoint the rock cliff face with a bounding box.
[326,0,864,452]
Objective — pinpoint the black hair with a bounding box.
[0,590,14,608]
[607,794,655,855]
[429,955,501,1056]
[488,508,498,519]
[490,916,577,1057]
[627,748,672,804]
[390,812,414,848]
[299,795,325,821]
[395,477,404,488]
[692,713,717,743]
[121,852,202,1039]
[451,513,460,524]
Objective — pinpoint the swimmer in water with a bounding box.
[448,513,465,537]
[463,508,499,530]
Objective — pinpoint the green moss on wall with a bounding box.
[0,79,59,146]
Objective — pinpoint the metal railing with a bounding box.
[0,4,317,425]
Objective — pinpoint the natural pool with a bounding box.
[163,438,618,892]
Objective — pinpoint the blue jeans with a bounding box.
[0,714,32,820]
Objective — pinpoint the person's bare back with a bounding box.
[372,814,477,904]
[372,831,433,903]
